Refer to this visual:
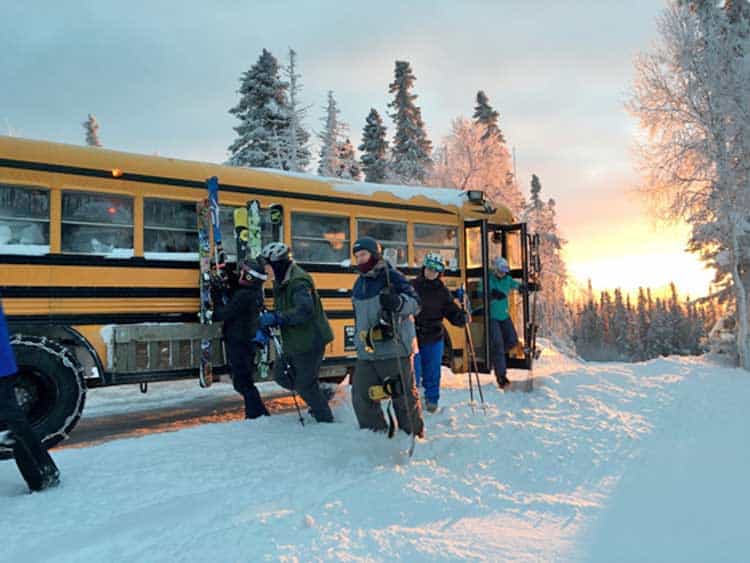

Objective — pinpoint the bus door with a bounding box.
[463,220,539,372]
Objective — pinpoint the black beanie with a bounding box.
[352,236,381,257]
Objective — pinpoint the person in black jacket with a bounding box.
[411,253,468,412]
[0,297,60,492]
[212,257,269,419]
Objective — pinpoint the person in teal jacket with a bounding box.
[487,256,526,388]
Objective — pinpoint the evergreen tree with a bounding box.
[83,114,101,147]
[228,49,291,168]
[282,48,312,171]
[612,288,630,360]
[317,91,344,177]
[473,90,505,143]
[336,138,361,180]
[358,108,389,183]
[387,60,433,184]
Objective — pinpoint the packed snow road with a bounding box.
[1,342,748,562]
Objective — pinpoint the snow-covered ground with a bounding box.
[1,342,748,562]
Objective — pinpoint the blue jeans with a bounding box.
[491,318,518,379]
[414,339,444,405]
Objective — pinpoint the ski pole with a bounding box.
[383,248,418,457]
[461,285,487,414]
[261,309,305,427]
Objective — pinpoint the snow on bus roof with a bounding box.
[250,167,466,208]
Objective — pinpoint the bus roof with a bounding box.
[0,136,514,222]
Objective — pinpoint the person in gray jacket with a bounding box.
[351,237,424,437]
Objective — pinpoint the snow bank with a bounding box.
[1,347,748,562]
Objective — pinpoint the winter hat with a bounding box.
[352,236,381,258]
[493,256,510,274]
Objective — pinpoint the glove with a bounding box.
[454,287,465,301]
[518,282,529,294]
[252,328,269,346]
[490,289,507,300]
[209,271,226,292]
[259,311,282,329]
[379,287,403,313]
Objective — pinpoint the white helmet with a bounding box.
[493,256,510,273]
[261,242,290,262]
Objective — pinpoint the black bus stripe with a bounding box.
[7,310,355,325]
[0,157,455,215]
[0,254,463,277]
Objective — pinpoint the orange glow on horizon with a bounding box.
[563,219,715,301]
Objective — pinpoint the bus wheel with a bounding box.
[0,336,86,458]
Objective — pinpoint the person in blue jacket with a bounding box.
[0,298,60,492]
[487,256,526,388]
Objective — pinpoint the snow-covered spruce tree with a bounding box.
[317,91,345,177]
[358,108,389,183]
[282,48,312,171]
[522,174,571,344]
[473,90,506,143]
[336,138,361,180]
[628,1,750,369]
[430,91,523,215]
[83,114,101,147]
[387,60,433,184]
[227,48,291,169]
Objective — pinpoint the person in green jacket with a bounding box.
[487,256,526,388]
[259,242,335,423]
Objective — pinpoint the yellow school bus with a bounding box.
[0,136,540,449]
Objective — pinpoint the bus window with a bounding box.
[465,226,482,269]
[414,223,458,270]
[62,191,133,256]
[0,185,50,254]
[291,212,350,264]
[144,198,198,259]
[357,219,407,266]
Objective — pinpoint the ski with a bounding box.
[234,207,249,264]
[247,200,262,259]
[247,200,272,380]
[196,196,214,388]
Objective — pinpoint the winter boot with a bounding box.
[496,375,510,389]
[425,401,439,413]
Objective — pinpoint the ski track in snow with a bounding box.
[1,342,748,562]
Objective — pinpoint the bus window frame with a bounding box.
[356,217,408,267]
[60,189,135,257]
[291,210,351,265]
[0,183,52,254]
[413,222,459,270]
[142,196,199,260]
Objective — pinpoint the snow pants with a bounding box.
[227,341,268,419]
[274,344,333,423]
[0,375,59,491]
[352,356,424,436]
[490,318,518,380]
[414,339,444,406]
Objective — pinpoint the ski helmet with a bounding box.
[261,242,290,263]
[422,252,445,273]
[238,257,268,286]
[352,236,381,258]
[493,256,510,274]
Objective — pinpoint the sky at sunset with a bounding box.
[0,1,715,298]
